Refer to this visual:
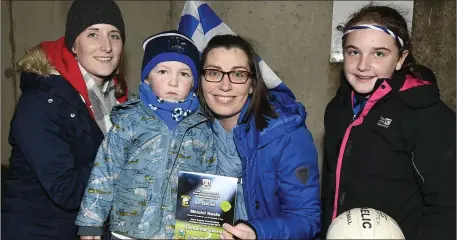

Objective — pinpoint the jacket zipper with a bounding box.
[233,129,254,219]
[333,82,392,220]
[157,115,205,235]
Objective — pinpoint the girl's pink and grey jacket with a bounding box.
[321,66,456,240]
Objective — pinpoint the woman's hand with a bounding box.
[220,223,256,239]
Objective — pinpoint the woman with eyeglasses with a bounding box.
[197,35,321,240]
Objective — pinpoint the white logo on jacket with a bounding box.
[377,116,393,128]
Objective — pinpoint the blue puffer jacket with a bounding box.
[232,89,321,239]
[75,100,217,239]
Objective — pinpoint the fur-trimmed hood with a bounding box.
[17,45,59,77]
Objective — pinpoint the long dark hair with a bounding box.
[197,35,278,131]
[339,4,423,78]
[114,68,127,98]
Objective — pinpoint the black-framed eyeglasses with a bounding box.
[202,69,251,84]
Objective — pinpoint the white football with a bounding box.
[326,207,405,239]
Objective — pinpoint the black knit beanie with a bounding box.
[65,0,125,51]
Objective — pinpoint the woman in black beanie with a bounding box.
[2,0,127,239]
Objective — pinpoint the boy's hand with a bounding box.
[220,223,256,239]
[80,236,101,240]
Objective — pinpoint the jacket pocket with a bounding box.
[260,171,277,195]
[257,171,280,217]
[111,184,151,235]
[4,179,74,221]
[57,101,93,135]
[37,90,93,134]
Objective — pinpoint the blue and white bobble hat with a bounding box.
[343,24,404,48]
[141,30,200,90]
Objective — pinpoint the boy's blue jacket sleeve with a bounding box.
[76,124,126,234]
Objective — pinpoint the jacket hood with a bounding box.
[17,45,59,78]
[17,45,60,92]
[397,74,440,108]
[267,92,307,133]
[236,85,308,150]
[110,99,142,124]
[17,37,91,99]
[17,44,92,117]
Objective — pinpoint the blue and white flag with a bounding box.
[177,1,296,101]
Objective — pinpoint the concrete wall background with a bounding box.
[412,0,456,109]
[2,1,455,177]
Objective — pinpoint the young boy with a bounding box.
[75,31,217,239]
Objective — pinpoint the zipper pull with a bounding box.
[351,114,357,123]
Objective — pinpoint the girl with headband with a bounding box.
[321,4,455,240]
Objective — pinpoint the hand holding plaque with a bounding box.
[174,171,238,239]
